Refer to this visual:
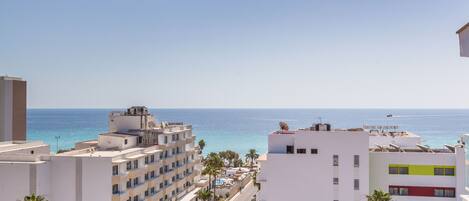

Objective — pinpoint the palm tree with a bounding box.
[245,149,259,169]
[24,193,47,201]
[196,189,212,201]
[203,152,224,201]
[233,158,244,167]
[367,190,392,201]
[198,139,206,154]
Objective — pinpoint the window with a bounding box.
[160,167,164,174]
[389,167,398,174]
[145,190,149,197]
[112,184,119,194]
[151,155,155,163]
[133,160,139,169]
[333,177,339,185]
[126,162,132,170]
[112,165,119,175]
[145,173,149,181]
[354,155,359,167]
[311,149,318,154]
[133,195,139,201]
[133,177,139,186]
[435,189,445,197]
[286,145,294,154]
[164,136,168,144]
[151,187,155,194]
[399,188,408,195]
[444,189,455,197]
[434,168,445,175]
[296,148,306,154]
[145,156,149,164]
[354,179,359,190]
[151,171,155,178]
[398,167,408,175]
[389,187,399,195]
[126,179,131,188]
[138,136,143,144]
[30,150,34,154]
[445,168,455,176]
[160,183,164,188]
[333,155,339,166]
[124,139,128,145]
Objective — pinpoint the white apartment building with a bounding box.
[0,106,206,201]
[257,124,370,201]
[257,123,467,201]
[457,23,469,57]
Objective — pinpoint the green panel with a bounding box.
[409,165,434,175]
[388,164,456,176]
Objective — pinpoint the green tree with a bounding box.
[196,189,212,201]
[367,190,392,201]
[203,152,224,200]
[233,158,244,167]
[198,139,206,154]
[24,193,47,201]
[219,150,239,167]
[245,149,259,169]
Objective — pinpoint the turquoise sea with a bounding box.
[27,109,469,154]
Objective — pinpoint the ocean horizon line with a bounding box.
[27,107,469,110]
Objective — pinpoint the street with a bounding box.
[230,180,258,201]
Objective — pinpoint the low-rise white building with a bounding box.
[0,106,205,201]
[257,123,467,201]
[257,124,369,201]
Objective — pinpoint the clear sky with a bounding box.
[1,0,469,108]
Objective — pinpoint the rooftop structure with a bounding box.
[257,122,467,201]
[457,23,469,57]
[0,76,26,141]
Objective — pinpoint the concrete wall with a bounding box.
[50,157,78,201]
[98,135,137,150]
[0,161,50,201]
[81,157,112,201]
[0,78,26,141]
[12,79,26,141]
[459,28,469,57]
[259,131,369,201]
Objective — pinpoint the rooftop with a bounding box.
[0,76,24,81]
[0,141,49,153]
[457,22,469,34]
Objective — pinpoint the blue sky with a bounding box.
[1,0,469,108]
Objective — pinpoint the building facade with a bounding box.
[0,76,26,141]
[0,106,205,201]
[257,124,370,201]
[257,123,467,201]
[457,23,469,57]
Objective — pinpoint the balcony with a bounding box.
[112,172,129,184]
[128,182,148,197]
[111,190,129,201]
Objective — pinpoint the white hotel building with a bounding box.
[0,106,206,201]
[257,123,468,201]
